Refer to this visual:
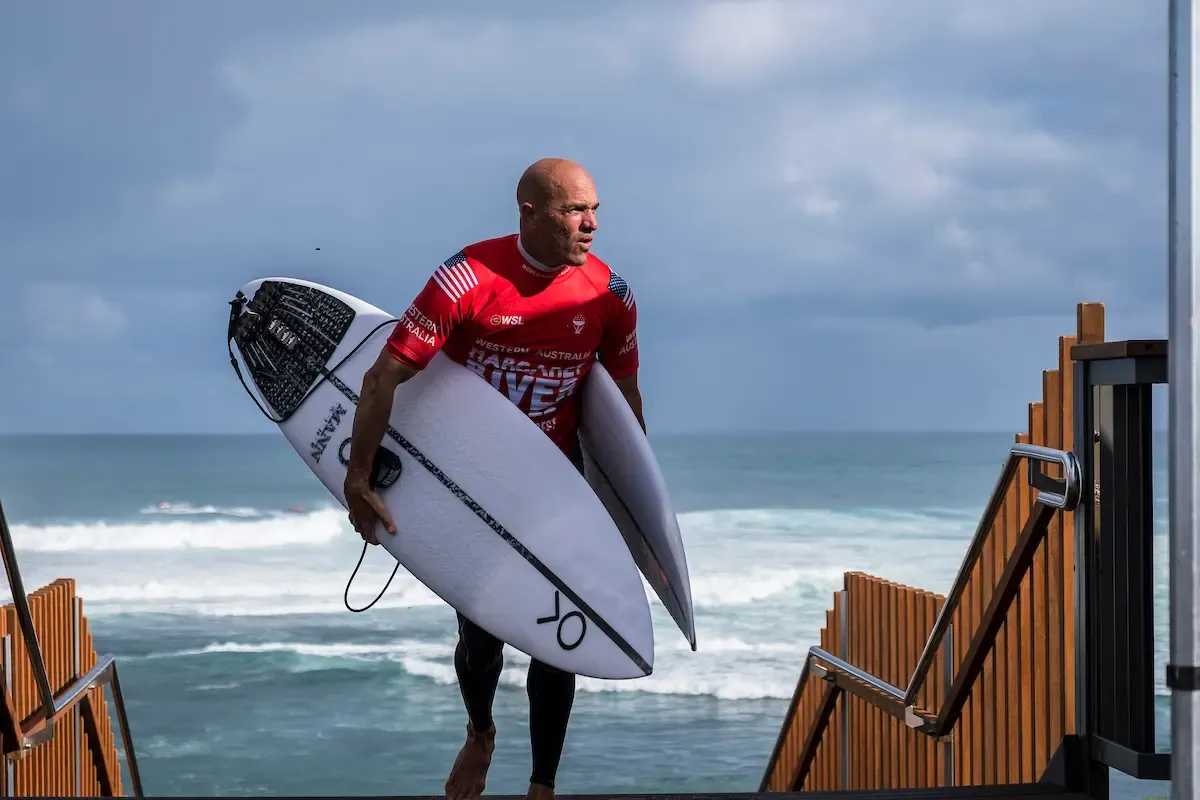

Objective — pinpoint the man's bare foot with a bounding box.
[526,782,556,800]
[444,723,495,800]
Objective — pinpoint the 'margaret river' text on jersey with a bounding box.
[385,234,639,454]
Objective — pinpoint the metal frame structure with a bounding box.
[1168,3,1200,800]
[1068,341,1170,799]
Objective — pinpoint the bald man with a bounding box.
[343,158,645,800]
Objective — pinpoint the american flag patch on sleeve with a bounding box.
[431,251,478,302]
[607,271,634,309]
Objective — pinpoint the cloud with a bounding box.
[24,283,127,344]
[128,2,1156,316]
[0,0,1170,432]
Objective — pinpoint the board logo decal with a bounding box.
[310,403,347,463]
[266,317,299,350]
[537,590,587,650]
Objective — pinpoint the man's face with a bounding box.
[524,171,599,267]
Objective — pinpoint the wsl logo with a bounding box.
[490,314,523,327]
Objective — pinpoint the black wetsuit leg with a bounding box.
[454,611,505,734]
[452,442,586,788]
[527,444,584,789]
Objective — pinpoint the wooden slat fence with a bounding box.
[763,302,1106,792]
[0,578,123,796]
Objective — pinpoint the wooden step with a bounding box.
[381,785,1089,800]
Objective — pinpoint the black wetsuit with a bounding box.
[452,448,584,790]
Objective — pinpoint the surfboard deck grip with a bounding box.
[227,280,357,421]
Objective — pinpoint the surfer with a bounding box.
[343,157,645,800]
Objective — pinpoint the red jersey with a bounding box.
[385,234,639,454]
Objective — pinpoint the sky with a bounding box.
[0,0,1171,434]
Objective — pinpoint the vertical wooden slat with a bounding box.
[955,582,966,785]
[853,574,866,791]
[883,580,894,789]
[969,524,983,786]
[904,587,914,788]
[868,577,880,790]
[1016,430,1036,782]
[924,592,938,786]
[993,492,1009,784]
[980,492,996,787]
[51,584,60,799]
[1005,459,1022,784]
[890,582,900,789]
[814,613,827,790]
[1057,336,1078,744]
[878,580,887,791]
[822,607,834,789]
[1044,369,1066,758]
[1029,400,1050,775]
[832,604,841,790]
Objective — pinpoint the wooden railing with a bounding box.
[761,302,1106,793]
[0,497,142,797]
[0,579,127,797]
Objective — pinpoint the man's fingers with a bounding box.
[346,487,393,540]
[364,491,396,535]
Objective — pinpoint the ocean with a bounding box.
[0,432,1172,799]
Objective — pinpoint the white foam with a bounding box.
[148,634,805,701]
[138,502,269,518]
[1,506,972,624]
[81,499,977,705]
[8,508,344,552]
[154,639,446,660]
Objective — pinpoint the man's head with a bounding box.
[516,158,599,267]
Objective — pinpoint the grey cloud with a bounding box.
[0,0,1172,432]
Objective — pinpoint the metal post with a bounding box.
[3,634,12,797]
[1168,1,1200,798]
[942,623,954,787]
[838,590,849,790]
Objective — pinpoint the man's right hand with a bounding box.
[344,471,398,545]
[342,345,420,545]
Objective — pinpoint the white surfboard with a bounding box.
[578,364,696,650]
[225,277,654,680]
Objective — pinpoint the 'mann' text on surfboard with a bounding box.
[310,403,348,463]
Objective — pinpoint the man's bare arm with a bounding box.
[347,348,419,481]
[613,372,646,434]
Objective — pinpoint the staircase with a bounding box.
[757,305,1170,799]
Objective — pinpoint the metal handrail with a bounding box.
[762,443,1082,791]
[808,647,905,701]
[902,442,1079,706]
[0,499,144,797]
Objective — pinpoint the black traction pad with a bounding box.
[231,280,357,419]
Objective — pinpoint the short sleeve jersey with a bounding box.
[385,234,639,454]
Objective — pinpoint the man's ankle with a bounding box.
[467,721,496,744]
